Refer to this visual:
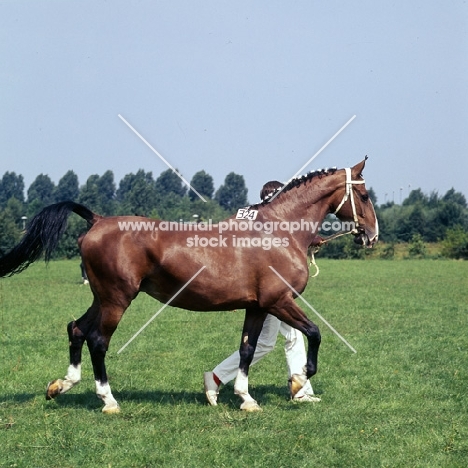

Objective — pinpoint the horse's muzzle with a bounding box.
[353,229,378,248]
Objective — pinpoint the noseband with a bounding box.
[333,167,366,231]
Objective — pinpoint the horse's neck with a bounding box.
[261,179,335,246]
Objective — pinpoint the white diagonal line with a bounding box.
[118,114,207,202]
[268,115,356,202]
[117,266,206,354]
[269,266,357,353]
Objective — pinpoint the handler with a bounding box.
[204,181,321,405]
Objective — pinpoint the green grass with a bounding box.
[1,259,467,467]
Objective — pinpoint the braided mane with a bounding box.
[261,167,338,204]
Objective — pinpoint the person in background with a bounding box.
[80,261,89,285]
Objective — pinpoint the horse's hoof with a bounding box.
[289,374,307,398]
[240,400,262,412]
[102,404,121,414]
[46,379,64,400]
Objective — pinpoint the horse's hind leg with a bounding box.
[234,306,268,411]
[86,302,129,413]
[46,300,99,401]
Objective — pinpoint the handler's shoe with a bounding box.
[204,372,219,406]
[293,394,321,403]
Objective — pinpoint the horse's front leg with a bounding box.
[234,307,268,412]
[268,294,321,398]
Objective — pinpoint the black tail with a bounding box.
[0,201,101,277]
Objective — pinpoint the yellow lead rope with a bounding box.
[308,230,356,277]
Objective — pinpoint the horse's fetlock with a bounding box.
[306,364,317,378]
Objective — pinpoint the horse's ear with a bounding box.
[351,156,368,178]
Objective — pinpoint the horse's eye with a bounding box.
[361,193,369,202]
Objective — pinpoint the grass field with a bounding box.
[1,258,467,467]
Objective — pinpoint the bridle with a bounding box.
[333,167,366,231]
[308,167,367,277]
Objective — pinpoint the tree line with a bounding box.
[0,168,247,257]
[319,187,468,259]
[0,169,467,259]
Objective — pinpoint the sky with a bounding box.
[1,1,467,206]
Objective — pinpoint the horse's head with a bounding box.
[330,158,379,247]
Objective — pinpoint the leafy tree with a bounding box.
[317,235,365,259]
[146,169,189,219]
[151,193,192,221]
[431,201,468,236]
[215,172,248,213]
[27,174,55,216]
[155,169,187,197]
[117,170,156,216]
[424,208,445,242]
[0,171,25,208]
[441,226,468,259]
[403,188,427,206]
[54,170,79,202]
[374,210,393,242]
[96,170,116,215]
[427,190,440,209]
[189,170,214,201]
[79,174,101,211]
[0,211,21,255]
[442,188,467,208]
[367,187,377,206]
[189,198,230,223]
[408,205,426,237]
[379,201,395,210]
[0,199,23,255]
[378,185,468,243]
[392,205,423,242]
[407,233,427,258]
[78,171,116,215]
[5,197,24,225]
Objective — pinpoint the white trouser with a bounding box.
[213,314,314,397]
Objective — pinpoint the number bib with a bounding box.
[236,208,258,221]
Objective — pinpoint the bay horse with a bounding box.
[0,158,378,413]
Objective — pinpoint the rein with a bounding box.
[308,230,355,278]
[308,167,366,277]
